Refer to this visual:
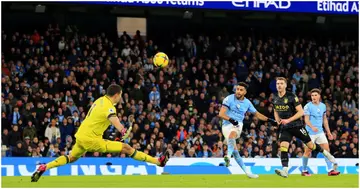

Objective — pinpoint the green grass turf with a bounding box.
[2,174,359,188]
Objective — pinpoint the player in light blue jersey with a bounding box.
[218,82,277,179]
[302,88,340,176]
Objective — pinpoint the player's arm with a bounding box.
[274,110,281,124]
[254,111,276,123]
[218,106,230,121]
[108,115,125,133]
[323,114,332,139]
[248,101,276,123]
[304,115,318,132]
[218,106,237,125]
[286,94,304,123]
[106,107,126,134]
[287,104,304,123]
[304,104,317,131]
[218,96,238,125]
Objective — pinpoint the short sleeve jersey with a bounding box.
[272,92,303,129]
[75,96,117,138]
[222,94,257,126]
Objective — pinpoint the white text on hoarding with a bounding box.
[232,1,291,9]
[317,1,359,12]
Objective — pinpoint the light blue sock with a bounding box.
[227,138,236,158]
[325,157,333,171]
[233,150,247,172]
[302,156,308,172]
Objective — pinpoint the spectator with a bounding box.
[176,126,188,142]
[12,141,27,157]
[308,73,320,90]
[45,119,61,144]
[342,95,357,113]
[149,86,160,107]
[2,99,13,117]
[9,125,21,147]
[349,148,358,158]
[186,147,197,157]
[121,45,131,58]
[1,112,11,131]
[23,121,37,141]
[59,118,74,145]
[10,107,21,125]
[197,143,212,157]
[2,129,10,147]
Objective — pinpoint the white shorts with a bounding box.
[310,133,328,144]
[222,123,243,139]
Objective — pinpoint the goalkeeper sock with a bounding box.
[46,155,69,170]
[233,150,248,174]
[227,138,236,158]
[130,150,159,165]
[280,147,289,168]
[302,156,309,172]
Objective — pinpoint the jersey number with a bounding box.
[300,128,308,136]
[87,104,96,118]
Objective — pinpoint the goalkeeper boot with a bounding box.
[31,164,47,182]
[158,150,170,167]
[224,156,230,167]
[275,168,288,178]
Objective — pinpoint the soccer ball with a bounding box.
[153,52,169,68]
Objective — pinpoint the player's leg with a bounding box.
[232,149,258,178]
[299,128,338,174]
[275,129,291,178]
[302,134,316,176]
[105,140,169,167]
[317,133,340,176]
[31,141,85,182]
[223,124,258,178]
[222,124,237,167]
[304,139,336,164]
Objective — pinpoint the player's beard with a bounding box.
[236,94,244,100]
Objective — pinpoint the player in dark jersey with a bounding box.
[272,77,337,178]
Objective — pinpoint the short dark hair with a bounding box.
[310,88,321,94]
[106,84,122,97]
[237,82,248,90]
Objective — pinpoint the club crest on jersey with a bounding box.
[284,98,288,104]
[237,104,241,109]
[109,109,114,113]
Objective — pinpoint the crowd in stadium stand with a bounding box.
[1,24,359,159]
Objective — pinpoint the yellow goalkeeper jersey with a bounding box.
[75,96,117,139]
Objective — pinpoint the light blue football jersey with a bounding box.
[304,102,326,135]
[222,94,257,126]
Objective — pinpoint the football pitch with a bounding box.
[2,174,359,188]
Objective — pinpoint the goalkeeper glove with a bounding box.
[120,126,132,142]
[121,114,135,142]
[229,118,239,126]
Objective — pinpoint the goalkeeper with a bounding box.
[31,84,170,182]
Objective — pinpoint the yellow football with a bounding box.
[153,52,169,68]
